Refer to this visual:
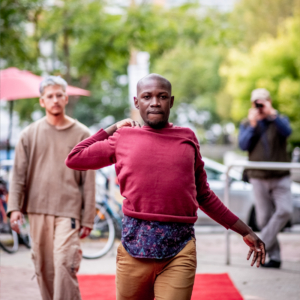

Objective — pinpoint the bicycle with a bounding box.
[0,160,31,254]
[80,169,123,259]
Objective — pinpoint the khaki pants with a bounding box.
[28,213,82,300]
[116,238,197,300]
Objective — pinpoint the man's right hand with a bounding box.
[105,118,141,136]
[10,211,22,234]
[248,108,259,127]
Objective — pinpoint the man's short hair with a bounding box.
[39,76,68,95]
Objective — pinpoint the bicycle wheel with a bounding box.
[19,215,31,249]
[81,203,115,259]
[0,221,19,254]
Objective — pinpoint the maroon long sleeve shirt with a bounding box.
[66,124,238,229]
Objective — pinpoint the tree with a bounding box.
[151,9,238,140]
[36,2,230,126]
[230,0,300,48]
[153,43,223,122]
[221,16,300,147]
[0,0,44,70]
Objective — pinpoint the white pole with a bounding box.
[224,166,232,265]
[127,51,150,121]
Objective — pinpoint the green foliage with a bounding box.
[153,43,223,124]
[222,16,300,146]
[37,0,131,123]
[230,0,300,48]
[0,0,43,70]
[152,9,237,129]
[36,1,233,127]
[2,0,300,145]
[13,98,42,122]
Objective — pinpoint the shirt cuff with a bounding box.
[92,128,110,141]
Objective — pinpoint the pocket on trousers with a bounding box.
[31,251,40,277]
[182,239,197,269]
[116,243,124,264]
[69,245,82,274]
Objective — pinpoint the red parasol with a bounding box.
[0,67,90,159]
[0,67,90,100]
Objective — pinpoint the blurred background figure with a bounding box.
[238,88,293,268]
[7,76,95,300]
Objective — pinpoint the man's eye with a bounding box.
[161,96,167,99]
[144,96,150,99]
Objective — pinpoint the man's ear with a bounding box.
[39,97,45,108]
[170,96,174,109]
[65,94,69,105]
[134,97,139,109]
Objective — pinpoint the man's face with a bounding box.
[39,85,68,116]
[252,99,268,115]
[134,79,174,129]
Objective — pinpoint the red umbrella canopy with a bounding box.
[0,67,90,101]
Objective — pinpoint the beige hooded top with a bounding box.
[7,117,95,228]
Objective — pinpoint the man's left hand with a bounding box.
[243,232,266,267]
[261,100,277,118]
[230,219,266,267]
[79,226,92,239]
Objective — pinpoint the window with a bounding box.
[204,167,223,181]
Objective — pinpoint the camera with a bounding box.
[255,102,264,109]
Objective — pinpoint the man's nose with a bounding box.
[53,96,58,103]
[150,96,160,106]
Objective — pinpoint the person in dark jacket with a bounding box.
[239,88,293,268]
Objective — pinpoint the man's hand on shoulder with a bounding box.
[105,119,141,136]
[10,211,23,234]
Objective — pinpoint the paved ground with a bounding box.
[1,228,300,300]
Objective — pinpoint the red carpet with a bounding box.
[78,273,243,300]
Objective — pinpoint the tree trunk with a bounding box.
[63,19,76,117]
[6,101,14,160]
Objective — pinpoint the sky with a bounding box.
[106,0,237,14]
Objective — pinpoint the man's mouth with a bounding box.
[147,111,164,115]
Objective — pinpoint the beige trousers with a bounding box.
[116,238,197,300]
[28,213,82,300]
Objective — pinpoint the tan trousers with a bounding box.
[28,213,82,300]
[116,238,197,300]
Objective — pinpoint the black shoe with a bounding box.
[261,259,281,269]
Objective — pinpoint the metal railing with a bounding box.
[224,161,300,265]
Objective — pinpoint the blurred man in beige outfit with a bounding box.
[7,76,95,300]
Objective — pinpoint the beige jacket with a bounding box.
[7,117,95,228]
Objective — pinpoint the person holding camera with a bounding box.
[239,88,293,268]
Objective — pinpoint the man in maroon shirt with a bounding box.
[66,74,265,300]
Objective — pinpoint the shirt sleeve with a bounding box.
[7,131,29,216]
[192,134,239,229]
[238,123,256,151]
[65,129,120,171]
[273,115,292,137]
[76,131,96,228]
[79,169,95,228]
